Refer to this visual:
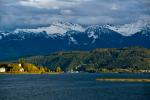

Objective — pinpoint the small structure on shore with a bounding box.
[20,68,24,72]
[0,67,6,72]
[18,64,22,67]
[0,64,7,72]
[18,63,24,72]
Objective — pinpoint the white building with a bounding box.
[18,64,24,72]
[20,68,24,72]
[0,67,6,72]
[18,64,22,67]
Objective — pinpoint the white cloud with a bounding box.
[0,0,150,31]
[19,0,90,9]
[111,4,118,10]
[75,16,116,25]
[60,9,73,15]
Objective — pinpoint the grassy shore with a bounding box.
[96,78,150,82]
[0,72,62,74]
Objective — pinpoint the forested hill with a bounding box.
[12,47,148,72]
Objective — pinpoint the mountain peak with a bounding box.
[107,20,150,36]
[0,20,149,38]
[12,21,85,35]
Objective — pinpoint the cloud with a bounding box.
[19,0,89,9]
[60,9,73,15]
[111,4,118,10]
[0,0,150,31]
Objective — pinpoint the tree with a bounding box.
[9,64,21,72]
[55,67,62,73]
[19,58,25,67]
[44,67,51,72]
[24,63,39,72]
[39,67,45,73]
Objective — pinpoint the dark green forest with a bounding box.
[13,46,150,72]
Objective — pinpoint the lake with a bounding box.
[0,73,150,100]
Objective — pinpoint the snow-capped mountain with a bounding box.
[14,21,85,35]
[1,20,149,38]
[0,20,150,60]
[107,20,150,36]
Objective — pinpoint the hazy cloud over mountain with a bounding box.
[0,0,150,31]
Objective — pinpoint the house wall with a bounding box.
[0,68,6,72]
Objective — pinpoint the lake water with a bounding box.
[0,73,150,100]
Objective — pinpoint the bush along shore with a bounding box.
[0,59,63,74]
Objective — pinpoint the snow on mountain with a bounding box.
[0,36,2,40]
[68,37,78,45]
[0,20,149,41]
[107,20,150,36]
[14,21,85,35]
[88,31,98,39]
[86,25,110,37]
[87,25,111,34]
[85,25,117,43]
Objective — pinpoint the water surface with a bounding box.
[0,73,150,100]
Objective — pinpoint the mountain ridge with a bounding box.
[0,20,150,60]
[1,19,149,37]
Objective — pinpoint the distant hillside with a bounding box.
[12,47,150,72]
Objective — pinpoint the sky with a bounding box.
[0,0,150,31]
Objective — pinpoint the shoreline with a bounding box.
[0,71,150,75]
[0,72,62,75]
